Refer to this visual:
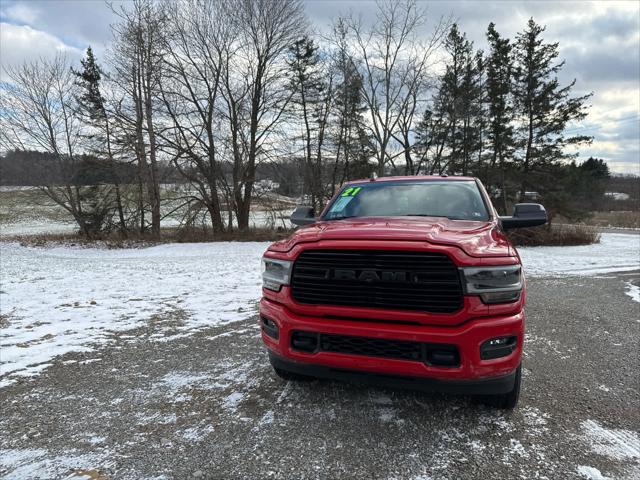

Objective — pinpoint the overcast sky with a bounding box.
[1,0,638,174]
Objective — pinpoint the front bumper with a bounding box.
[269,352,517,395]
[260,297,524,394]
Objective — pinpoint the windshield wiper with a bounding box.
[325,214,470,221]
[325,215,359,221]
[405,214,465,220]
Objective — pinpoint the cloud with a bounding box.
[0,23,82,80]
[313,0,639,174]
[0,0,118,52]
[1,3,40,24]
[0,0,637,174]
[555,6,640,43]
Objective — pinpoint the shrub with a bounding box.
[508,224,600,247]
[10,226,294,248]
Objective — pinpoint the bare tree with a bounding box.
[109,0,165,237]
[1,55,115,236]
[342,0,449,176]
[158,0,231,234]
[221,0,308,230]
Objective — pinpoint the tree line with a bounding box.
[0,0,602,237]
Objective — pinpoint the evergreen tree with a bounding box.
[288,36,334,210]
[74,47,107,126]
[485,23,515,213]
[438,24,469,173]
[417,25,484,175]
[334,57,375,182]
[580,157,610,180]
[330,20,375,186]
[457,49,485,176]
[513,18,593,200]
[413,106,449,174]
[536,158,608,224]
[73,47,127,235]
[578,157,610,210]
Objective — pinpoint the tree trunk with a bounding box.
[144,82,161,238]
[104,119,127,237]
[114,183,127,238]
[521,107,534,202]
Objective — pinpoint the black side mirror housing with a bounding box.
[290,206,316,226]
[500,203,547,230]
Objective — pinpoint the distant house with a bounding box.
[604,192,631,201]
[255,179,280,194]
[523,191,541,201]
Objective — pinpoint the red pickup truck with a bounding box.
[259,176,546,409]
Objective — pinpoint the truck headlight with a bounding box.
[461,265,522,304]
[262,258,293,292]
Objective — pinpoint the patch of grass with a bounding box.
[508,224,600,247]
[587,211,640,229]
[0,188,69,225]
[5,226,294,248]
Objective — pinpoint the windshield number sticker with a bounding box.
[341,186,362,197]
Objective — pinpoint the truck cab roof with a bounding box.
[347,175,478,185]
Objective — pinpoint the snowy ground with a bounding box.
[0,242,270,384]
[1,233,639,387]
[518,233,640,276]
[1,233,639,479]
[1,271,638,479]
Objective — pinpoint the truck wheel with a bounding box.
[481,364,521,410]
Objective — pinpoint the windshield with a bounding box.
[323,180,490,221]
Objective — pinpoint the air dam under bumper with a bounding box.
[260,297,524,395]
[269,352,517,395]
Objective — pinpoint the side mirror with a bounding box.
[500,203,547,230]
[290,206,316,226]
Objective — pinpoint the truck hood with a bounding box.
[268,216,512,257]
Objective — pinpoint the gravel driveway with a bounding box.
[1,271,639,480]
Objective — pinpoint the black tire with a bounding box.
[480,364,522,410]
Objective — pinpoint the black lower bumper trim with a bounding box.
[268,352,516,395]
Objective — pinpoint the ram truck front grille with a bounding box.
[290,249,463,313]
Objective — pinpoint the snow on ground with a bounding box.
[0,242,269,385]
[577,465,612,480]
[625,281,640,303]
[517,233,640,276]
[0,220,79,237]
[581,420,640,461]
[1,233,639,386]
[0,448,113,480]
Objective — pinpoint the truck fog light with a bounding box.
[261,316,279,340]
[479,291,521,304]
[480,336,517,360]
